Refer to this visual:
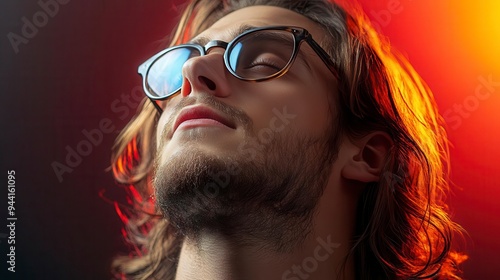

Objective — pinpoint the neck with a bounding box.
[173,162,360,280]
[174,182,357,280]
[175,230,352,280]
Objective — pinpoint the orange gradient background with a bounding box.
[358,0,500,278]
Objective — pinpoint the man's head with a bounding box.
[152,6,346,250]
[111,0,465,279]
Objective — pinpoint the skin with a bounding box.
[154,5,391,280]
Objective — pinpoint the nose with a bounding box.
[180,44,231,98]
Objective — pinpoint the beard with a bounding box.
[153,100,338,252]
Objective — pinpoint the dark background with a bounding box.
[0,0,499,279]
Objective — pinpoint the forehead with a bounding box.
[195,5,326,42]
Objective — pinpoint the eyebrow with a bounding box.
[189,24,257,46]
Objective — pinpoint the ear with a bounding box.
[341,132,393,183]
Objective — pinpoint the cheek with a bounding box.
[299,93,332,137]
[248,80,331,139]
[156,115,167,145]
[155,101,177,147]
[290,75,335,138]
[237,83,302,135]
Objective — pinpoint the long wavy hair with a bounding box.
[110,0,467,279]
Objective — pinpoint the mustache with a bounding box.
[161,94,252,139]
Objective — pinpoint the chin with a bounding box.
[153,146,241,234]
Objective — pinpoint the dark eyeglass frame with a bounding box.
[138,26,339,113]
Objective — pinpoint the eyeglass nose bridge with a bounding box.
[203,40,229,53]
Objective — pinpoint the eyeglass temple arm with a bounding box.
[149,98,164,114]
[306,38,339,80]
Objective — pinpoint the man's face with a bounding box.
[153,6,339,243]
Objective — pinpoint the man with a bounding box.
[111,0,466,279]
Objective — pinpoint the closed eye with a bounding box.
[248,58,282,70]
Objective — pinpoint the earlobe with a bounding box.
[341,132,393,183]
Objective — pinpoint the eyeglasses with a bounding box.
[138,26,339,112]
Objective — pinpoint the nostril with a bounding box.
[199,76,216,91]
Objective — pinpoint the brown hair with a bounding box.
[110,0,467,279]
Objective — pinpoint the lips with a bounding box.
[173,105,236,133]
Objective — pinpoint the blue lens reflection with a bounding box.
[149,48,194,97]
[229,42,243,72]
